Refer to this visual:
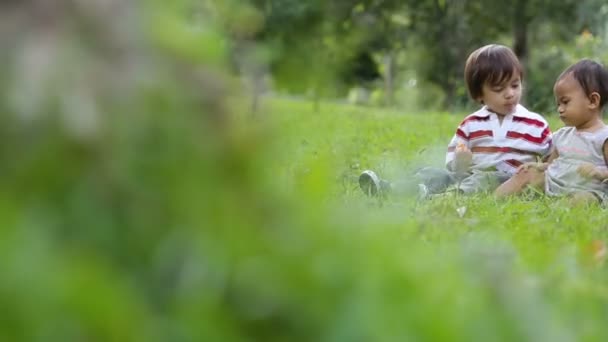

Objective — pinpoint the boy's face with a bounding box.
[478,73,522,116]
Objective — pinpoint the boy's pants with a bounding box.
[392,167,512,195]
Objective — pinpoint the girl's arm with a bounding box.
[518,148,558,173]
[577,140,608,181]
[545,147,559,164]
[602,139,608,180]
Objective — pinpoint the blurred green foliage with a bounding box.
[2,1,608,341]
[526,27,608,115]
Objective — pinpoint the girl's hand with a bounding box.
[577,163,604,180]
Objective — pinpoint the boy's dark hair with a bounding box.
[464,44,523,101]
[557,59,608,109]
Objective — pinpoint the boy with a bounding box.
[360,44,553,197]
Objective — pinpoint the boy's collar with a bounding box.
[481,104,520,116]
[477,106,492,117]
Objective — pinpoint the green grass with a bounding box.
[252,97,608,341]
[4,92,608,341]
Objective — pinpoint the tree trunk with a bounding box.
[384,52,395,107]
[250,73,262,118]
[513,0,528,66]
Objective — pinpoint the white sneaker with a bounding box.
[359,170,383,196]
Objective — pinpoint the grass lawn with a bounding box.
[249,97,608,341]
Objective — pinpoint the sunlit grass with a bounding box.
[259,96,608,340]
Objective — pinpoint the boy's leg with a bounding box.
[359,167,456,197]
[456,170,512,194]
[384,166,460,198]
[568,191,601,207]
[412,167,459,195]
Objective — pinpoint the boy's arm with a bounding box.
[446,122,469,171]
[452,143,473,173]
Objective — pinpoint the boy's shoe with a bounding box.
[359,170,390,197]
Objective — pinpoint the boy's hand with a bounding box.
[453,143,472,173]
[577,163,607,180]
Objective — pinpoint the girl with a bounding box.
[495,59,608,204]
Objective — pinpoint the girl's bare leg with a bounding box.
[568,192,600,206]
[494,168,544,198]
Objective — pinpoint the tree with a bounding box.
[218,0,608,111]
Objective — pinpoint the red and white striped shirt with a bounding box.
[446,104,552,174]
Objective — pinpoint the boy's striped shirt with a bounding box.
[446,104,553,174]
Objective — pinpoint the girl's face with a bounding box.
[554,73,599,129]
[478,73,522,116]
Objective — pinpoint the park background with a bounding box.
[2,0,608,341]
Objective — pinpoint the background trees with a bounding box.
[234,0,608,113]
